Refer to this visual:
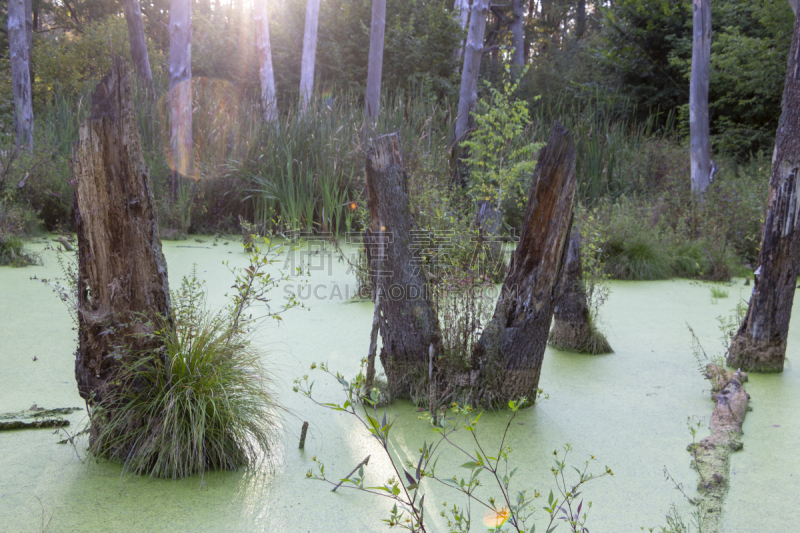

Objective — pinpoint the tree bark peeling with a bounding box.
[727,13,800,373]
[473,122,577,405]
[72,58,172,413]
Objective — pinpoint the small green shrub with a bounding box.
[0,232,40,267]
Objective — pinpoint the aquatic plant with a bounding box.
[0,233,39,267]
[295,363,612,532]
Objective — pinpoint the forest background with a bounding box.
[0,0,794,281]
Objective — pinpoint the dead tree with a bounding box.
[364,134,440,397]
[454,0,489,144]
[364,0,387,136]
[255,0,278,122]
[549,224,611,354]
[299,0,320,113]
[690,0,712,199]
[8,0,33,150]
[72,58,172,437]
[122,0,155,96]
[727,12,800,373]
[472,122,577,405]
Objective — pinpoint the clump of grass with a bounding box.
[604,233,671,280]
[91,273,279,480]
[709,286,729,301]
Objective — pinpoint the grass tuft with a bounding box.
[90,277,278,480]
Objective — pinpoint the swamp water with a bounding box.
[1,237,798,532]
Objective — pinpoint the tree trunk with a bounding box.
[549,224,611,354]
[299,0,320,113]
[255,0,277,122]
[25,0,33,97]
[727,13,800,373]
[169,0,193,177]
[8,0,34,150]
[453,0,471,65]
[789,0,797,16]
[123,0,155,96]
[364,134,440,398]
[454,0,489,144]
[364,0,386,137]
[576,0,586,38]
[510,0,525,70]
[690,0,712,199]
[473,200,505,281]
[472,122,576,406]
[72,57,172,430]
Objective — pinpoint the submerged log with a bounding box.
[0,419,69,431]
[364,134,440,397]
[472,122,577,406]
[549,225,611,354]
[72,58,171,415]
[689,364,749,524]
[727,14,800,372]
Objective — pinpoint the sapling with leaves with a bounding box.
[461,65,542,220]
[295,362,612,532]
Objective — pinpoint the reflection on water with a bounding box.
[1,237,797,531]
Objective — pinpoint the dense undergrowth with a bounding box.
[1,77,768,282]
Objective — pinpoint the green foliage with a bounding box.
[296,363,612,532]
[462,67,541,223]
[0,231,39,267]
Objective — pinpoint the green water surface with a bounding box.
[1,238,797,532]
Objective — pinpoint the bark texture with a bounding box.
[576,0,586,38]
[365,134,440,397]
[169,0,193,177]
[689,365,749,529]
[255,0,278,122]
[727,13,800,373]
[454,0,489,144]
[299,0,321,113]
[473,122,577,405]
[549,225,611,354]
[72,57,172,413]
[8,0,34,150]
[690,0,712,198]
[123,0,155,95]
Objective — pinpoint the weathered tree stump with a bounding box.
[549,224,611,354]
[727,13,800,373]
[472,122,577,405]
[72,58,171,437]
[364,134,440,397]
[688,364,749,526]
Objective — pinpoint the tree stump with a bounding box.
[727,13,800,373]
[364,134,440,398]
[72,58,171,435]
[473,200,506,281]
[473,122,577,405]
[549,224,611,354]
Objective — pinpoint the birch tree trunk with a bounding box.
[473,122,576,406]
[364,0,386,135]
[169,0,193,177]
[727,13,800,373]
[123,0,155,96]
[255,0,277,122]
[364,134,440,398]
[299,0,320,113]
[454,0,471,64]
[690,0,712,199]
[8,0,33,150]
[454,0,489,144]
[72,57,171,441]
[510,0,525,70]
